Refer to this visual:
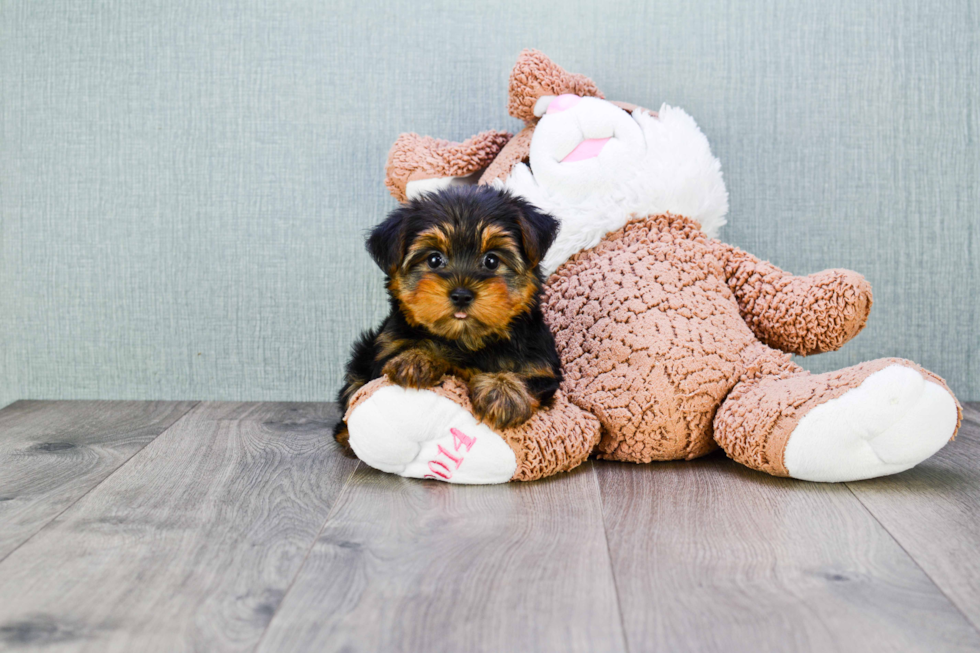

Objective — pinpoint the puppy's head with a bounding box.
[367,186,558,349]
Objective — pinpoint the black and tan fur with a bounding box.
[334,186,562,448]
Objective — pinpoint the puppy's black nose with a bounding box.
[450,287,475,308]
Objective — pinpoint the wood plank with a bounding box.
[0,402,357,652]
[0,400,197,560]
[597,453,980,653]
[256,462,627,653]
[847,402,980,631]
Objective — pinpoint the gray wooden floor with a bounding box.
[1,401,979,653]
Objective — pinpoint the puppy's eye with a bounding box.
[483,253,500,270]
[426,253,445,269]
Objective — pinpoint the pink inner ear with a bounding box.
[561,137,610,163]
[547,94,582,114]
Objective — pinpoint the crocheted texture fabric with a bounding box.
[479,126,534,186]
[507,49,604,124]
[541,212,877,464]
[345,376,601,482]
[713,357,963,475]
[718,244,873,355]
[384,130,512,203]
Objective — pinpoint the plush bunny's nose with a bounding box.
[547,94,582,114]
[533,94,584,117]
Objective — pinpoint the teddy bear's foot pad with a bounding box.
[783,364,958,482]
[347,385,517,484]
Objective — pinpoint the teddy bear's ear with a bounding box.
[384,130,512,204]
[508,49,604,124]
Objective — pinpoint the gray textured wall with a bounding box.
[2,0,978,407]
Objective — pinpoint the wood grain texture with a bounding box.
[847,402,980,631]
[256,462,627,653]
[3,401,978,652]
[0,402,357,653]
[596,454,980,653]
[0,400,197,561]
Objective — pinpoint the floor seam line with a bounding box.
[0,400,201,566]
[844,481,980,637]
[250,459,362,653]
[592,462,632,653]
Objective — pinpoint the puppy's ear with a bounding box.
[366,207,411,274]
[513,199,559,268]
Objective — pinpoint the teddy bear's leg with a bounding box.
[343,376,600,484]
[714,349,961,482]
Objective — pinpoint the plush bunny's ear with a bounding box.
[508,49,604,124]
[384,130,512,203]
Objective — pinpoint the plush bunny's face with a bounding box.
[501,95,729,275]
[526,95,646,201]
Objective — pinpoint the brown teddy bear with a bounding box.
[343,50,961,484]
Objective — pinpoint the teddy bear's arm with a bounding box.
[385,130,512,203]
[714,242,873,356]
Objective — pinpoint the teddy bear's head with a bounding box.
[385,50,730,275]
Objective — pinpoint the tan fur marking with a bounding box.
[374,332,412,362]
[383,348,449,389]
[407,228,451,260]
[387,274,403,296]
[398,275,455,328]
[467,278,529,336]
[480,224,520,255]
[521,363,556,378]
[396,271,536,351]
[470,371,538,430]
[334,422,350,449]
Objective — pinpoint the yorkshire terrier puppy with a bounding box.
[334,185,562,449]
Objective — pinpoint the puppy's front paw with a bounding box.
[383,349,447,389]
[470,372,537,430]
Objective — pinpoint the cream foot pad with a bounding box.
[784,365,959,482]
[348,385,517,484]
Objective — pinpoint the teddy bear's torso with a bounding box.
[542,213,789,463]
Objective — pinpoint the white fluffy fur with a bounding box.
[499,104,729,276]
